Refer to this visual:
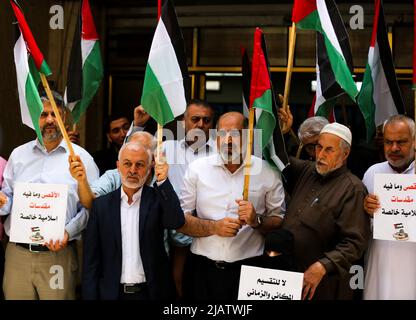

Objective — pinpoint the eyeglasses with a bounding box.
[217,129,241,138]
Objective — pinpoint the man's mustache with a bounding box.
[221,142,238,149]
[42,124,58,130]
[317,159,328,166]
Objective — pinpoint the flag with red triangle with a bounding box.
[65,0,103,123]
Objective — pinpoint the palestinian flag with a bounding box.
[65,0,103,124]
[312,26,353,118]
[292,0,358,103]
[11,0,50,143]
[141,0,189,126]
[357,0,405,141]
[250,28,289,171]
[308,94,336,123]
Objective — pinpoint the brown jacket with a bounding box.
[282,158,371,300]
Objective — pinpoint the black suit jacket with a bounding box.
[82,179,185,300]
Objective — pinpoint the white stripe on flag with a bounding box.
[14,34,33,130]
[148,19,186,118]
[317,0,344,59]
[81,39,96,66]
[242,94,249,118]
[370,44,399,126]
[314,62,326,113]
[267,138,286,172]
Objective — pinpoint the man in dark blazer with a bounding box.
[82,142,185,300]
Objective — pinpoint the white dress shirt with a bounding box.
[0,139,99,240]
[164,137,217,195]
[363,160,416,300]
[180,154,285,263]
[120,187,146,284]
[164,138,217,247]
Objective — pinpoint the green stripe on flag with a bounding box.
[297,10,358,102]
[72,42,103,123]
[39,60,52,76]
[141,64,175,125]
[25,75,44,145]
[28,57,40,87]
[315,97,336,118]
[323,36,358,101]
[296,10,322,32]
[252,89,275,150]
[357,63,376,142]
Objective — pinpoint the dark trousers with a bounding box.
[189,253,263,301]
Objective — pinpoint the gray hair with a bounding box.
[298,116,329,142]
[383,115,415,139]
[126,131,157,153]
[40,91,65,111]
[118,142,152,167]
[339,139,351,152]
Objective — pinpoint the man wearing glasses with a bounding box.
[363,115,416,300]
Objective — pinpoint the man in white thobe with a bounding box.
[363,115,416,300]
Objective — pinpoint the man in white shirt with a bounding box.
[363,115,416,300]
[82,142,185,300]
[177,111,285,300]
[0,92,99,300]
[129,100,217,298]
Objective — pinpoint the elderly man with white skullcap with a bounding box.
[278,122,371,300]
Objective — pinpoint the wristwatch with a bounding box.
[253,214,263,229]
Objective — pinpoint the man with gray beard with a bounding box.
[363,115,416,300]
[177,112,285,300]
[82,142,185,300]
[280,122,370,300]
[0,92,99,299]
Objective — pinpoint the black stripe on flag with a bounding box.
[241,48,251,118]
[325,0,353,71]
[162,0,190,101]
[319,0,354,101]
[66,6,83,104]
[377,0,405,115]
[317,32,344,101]
[260,33,289,168]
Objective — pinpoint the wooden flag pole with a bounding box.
[295,142,303,159]
[40,73,75,157]
[157,124,163,163]
[243,107,255,200]
[282,22,296,111]
[156,0,163,164]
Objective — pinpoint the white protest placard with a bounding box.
[10,182,68,244]
[374,174,416,242]
[238,265,303,300]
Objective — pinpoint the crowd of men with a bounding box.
[0,91,415,300]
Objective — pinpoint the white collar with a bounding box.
[120,185,143,204]
[179,137,216,153]
[33,138,67,154]
[213,153,248,175]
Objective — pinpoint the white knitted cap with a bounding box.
[320,122,352,145]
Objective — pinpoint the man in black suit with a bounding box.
[82,142,185,300]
